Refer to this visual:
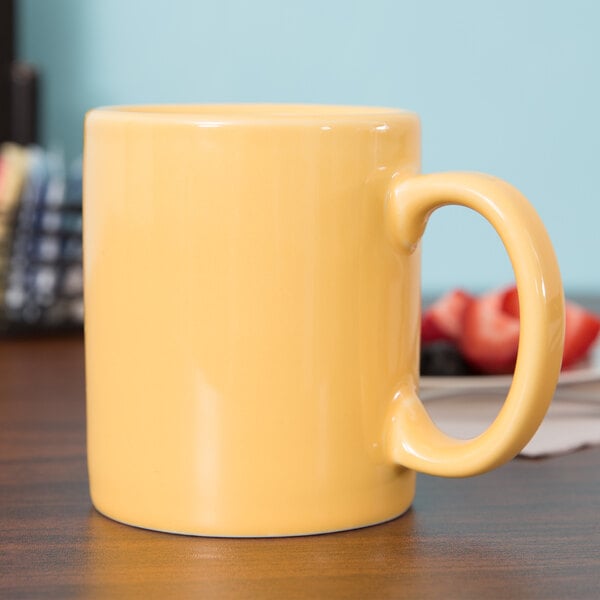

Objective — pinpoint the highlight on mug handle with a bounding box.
[384,172,565,477]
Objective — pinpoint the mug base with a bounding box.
[91,503,413,538]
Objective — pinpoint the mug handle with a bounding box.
[384,172,565,477]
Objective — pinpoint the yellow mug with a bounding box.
[84,105,564,537]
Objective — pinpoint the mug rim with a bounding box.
[86,103,417,126]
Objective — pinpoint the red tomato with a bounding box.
[421,289,474,344]
[501,285,520,318]
[459,288,520,374]
[458,284,600,373]
[562,302,600,368]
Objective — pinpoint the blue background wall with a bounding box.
[17,0,600,295]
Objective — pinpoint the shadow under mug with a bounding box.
[83,104,564,537]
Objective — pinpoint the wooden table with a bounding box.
[1,335,599,599]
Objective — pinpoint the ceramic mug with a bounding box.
[84,105,564,537]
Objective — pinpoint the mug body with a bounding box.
[84,105,422,536]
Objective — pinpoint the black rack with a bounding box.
[1,1,38,146]
[0,0,15,144]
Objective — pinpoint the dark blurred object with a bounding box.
[420,341,476,377]
[1,1,39,146]
[10,61,39,145]
[0,0,15,144]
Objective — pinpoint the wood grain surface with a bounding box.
[1,335,599,599]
